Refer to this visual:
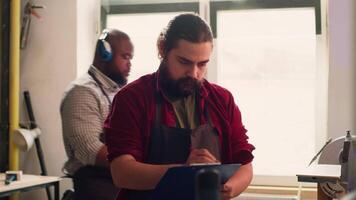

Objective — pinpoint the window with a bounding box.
[217,8,317,185]
[210,0,326,186]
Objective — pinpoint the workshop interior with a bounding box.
[0,0,356,200]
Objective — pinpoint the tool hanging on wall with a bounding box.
[13,91,53,200]
[20,0,45,49]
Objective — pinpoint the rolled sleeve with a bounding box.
[228,93,255,165]
[61,86,104,165]
[230,126,255,165]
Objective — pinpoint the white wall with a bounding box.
[328,0,356,139]
[77,0,101,77]
[18,0,99,199]
[19,0,76,199]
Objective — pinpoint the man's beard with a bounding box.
[108,72,127,86]
[159,63,202,99]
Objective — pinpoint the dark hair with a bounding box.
[158,13,213,57]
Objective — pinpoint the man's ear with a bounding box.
[157,38,166,60]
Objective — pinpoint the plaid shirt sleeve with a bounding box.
[61,85,105,166]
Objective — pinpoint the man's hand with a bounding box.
[110,154,180,190]
[186,148,219,165]
[95,145,109,167]
[219,163,253,199]
[221,183,234,200]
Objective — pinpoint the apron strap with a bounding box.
[203,101,213,126]
[154,91,162,135]
[197,89,212,127]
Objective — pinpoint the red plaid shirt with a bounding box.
[105,71,255,165]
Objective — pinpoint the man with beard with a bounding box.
[105,14,254,200]
[61,28,133,200]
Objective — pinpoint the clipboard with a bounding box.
[149,163,241,200]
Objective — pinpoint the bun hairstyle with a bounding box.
[157,13,213,59]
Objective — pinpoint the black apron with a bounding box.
[73,166,119,200]
[126,92,220,200]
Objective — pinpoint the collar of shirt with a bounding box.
[89,65,120,92]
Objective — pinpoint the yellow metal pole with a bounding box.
[9,1,20,199]
[9,0,20,172]
[9,0,21,197]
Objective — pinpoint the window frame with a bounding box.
[210,0,322,38]
[101,2,200,30]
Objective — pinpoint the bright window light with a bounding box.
[217,8,317,178]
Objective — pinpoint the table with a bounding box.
[296,164,341,200]
[0,174,61,200]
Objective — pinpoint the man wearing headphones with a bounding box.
[61,28,133,200]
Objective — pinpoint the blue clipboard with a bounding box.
[149,163,241,200]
